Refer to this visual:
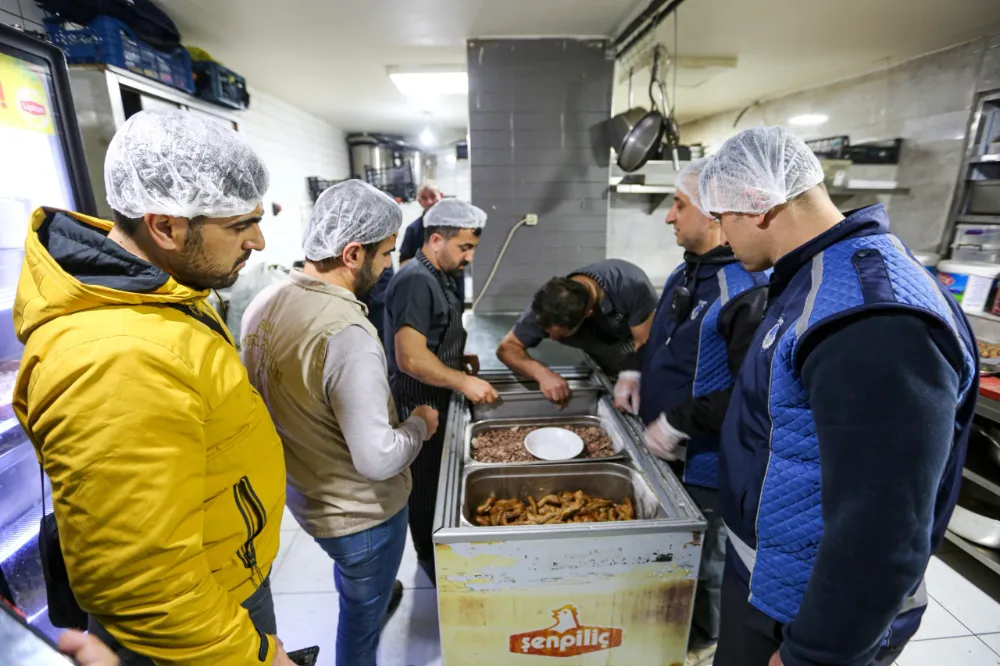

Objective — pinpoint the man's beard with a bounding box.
[173,227,248,291]
[354,254,380,295]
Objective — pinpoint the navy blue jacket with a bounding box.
[720,205,978,664]
[640,246,768,489]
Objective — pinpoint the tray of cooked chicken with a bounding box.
[460,461,665,528]
[471,490,635,526]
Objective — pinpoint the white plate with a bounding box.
[524,428,584,461]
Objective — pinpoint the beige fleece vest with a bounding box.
[241,269,410,539]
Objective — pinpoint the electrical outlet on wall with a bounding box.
[524,214,539,226]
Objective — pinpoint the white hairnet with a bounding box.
[698,126,825,215]
[674,157,712,215]
[303,180,402,261]
[423,199,487,230]
[105,110,269,219]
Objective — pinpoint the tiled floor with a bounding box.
[272,507,1000,665]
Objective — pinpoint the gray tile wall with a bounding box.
[0,0,46,33]
[467,38,613,314]
[673,32,1000,254]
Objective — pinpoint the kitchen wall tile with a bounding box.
[0,0,18,17]
[513,147,606,168]
[470,112,513,131]
[470,92,515,113]
[470,147,515,166]
[979,633,1000,656]
[471,130,513,149]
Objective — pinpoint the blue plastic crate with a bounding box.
[44,16,194,94]
[192,60,248,110]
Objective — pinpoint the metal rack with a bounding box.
[938,88,1000,256]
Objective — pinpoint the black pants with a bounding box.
[715,565,904,666]
[407,406,448,586]
[90,575,276,665]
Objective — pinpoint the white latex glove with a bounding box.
[614,371,642,415]
[644,414,689,461]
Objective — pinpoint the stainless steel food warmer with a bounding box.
[432,366,705,666]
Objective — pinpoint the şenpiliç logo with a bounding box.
[508,604,623,658]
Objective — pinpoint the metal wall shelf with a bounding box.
[940,89,1000,254]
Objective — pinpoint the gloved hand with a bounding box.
[644,414,689,461]
[614,371,641,415]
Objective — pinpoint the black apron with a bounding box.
[396,251,467,575]
[393,250,467,416]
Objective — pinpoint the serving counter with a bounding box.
[431,365,705,666]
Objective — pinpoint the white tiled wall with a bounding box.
[239,87,350,269]
[680,32,1000,253]
[607,196,684,291]
[608,32,1000,268]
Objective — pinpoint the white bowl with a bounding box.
[524,428,584,461]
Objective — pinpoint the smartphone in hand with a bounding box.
[286,646,320,666]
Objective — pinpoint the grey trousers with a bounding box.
[89,575,276,666]
[686,485,726,649]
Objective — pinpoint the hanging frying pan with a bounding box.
[610,55,670,172]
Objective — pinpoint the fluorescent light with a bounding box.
[419,128,435,147]
[789,114,829,126]
[390,71,467,96]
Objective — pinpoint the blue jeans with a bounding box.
[315,507,408,666]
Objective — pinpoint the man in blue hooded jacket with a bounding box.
[613,158,768,657]
[699,126,978,666]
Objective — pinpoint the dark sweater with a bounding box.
[780,312,960,666]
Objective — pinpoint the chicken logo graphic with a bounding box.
[509,604,624,657]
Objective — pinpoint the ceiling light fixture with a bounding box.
[419,128,435,147]
[389,71,467,96]
[788,114,829,126]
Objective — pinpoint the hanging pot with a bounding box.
[611,107,666,173]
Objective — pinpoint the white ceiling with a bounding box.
[617,0,1000,123]
[158,0,1000,140]
[158,0,641,142]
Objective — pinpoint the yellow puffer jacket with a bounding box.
[13,209,286,665]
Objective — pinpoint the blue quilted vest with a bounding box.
[719,205,977,646]
[640,250,768,489]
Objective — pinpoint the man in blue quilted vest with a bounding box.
[699,126,978,666]
[614,158,768,658]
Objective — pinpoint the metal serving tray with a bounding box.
[471,385,603,420]
[464,410,628,467]
[460,461,666,528]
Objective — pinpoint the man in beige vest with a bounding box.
[241,180,438,666]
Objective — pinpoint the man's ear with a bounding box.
[341,241,364,269]
[144,214,184,250]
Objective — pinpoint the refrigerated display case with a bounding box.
[432,366,705,665]
[0,22,95,637]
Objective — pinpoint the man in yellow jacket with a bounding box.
[13,110,292,666]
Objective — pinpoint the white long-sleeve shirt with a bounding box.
[323,325,426,481]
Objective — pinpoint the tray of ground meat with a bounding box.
[466,416,624,465]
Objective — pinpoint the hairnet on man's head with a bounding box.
[698,126,825,215]
[674,157,713,215]
[104,110,269,219]
[303,180,402,261]
[424,199,487,230]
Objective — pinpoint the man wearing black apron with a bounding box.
[384,199,499,584]
[496,259,658,405]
